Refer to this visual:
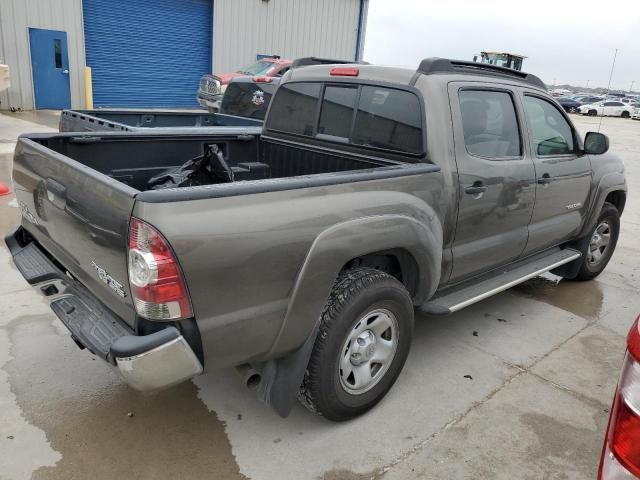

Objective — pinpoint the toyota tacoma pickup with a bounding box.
[6,58,627,421]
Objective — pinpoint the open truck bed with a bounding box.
[59,109,263,133]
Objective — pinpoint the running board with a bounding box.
[420,248,581,315]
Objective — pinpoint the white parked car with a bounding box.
[579,101,633,118]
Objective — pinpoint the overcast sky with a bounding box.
[363,0,640,90]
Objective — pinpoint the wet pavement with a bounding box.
[0,112,638,479]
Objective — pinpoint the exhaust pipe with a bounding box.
[235,364,261,389]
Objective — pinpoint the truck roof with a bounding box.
[286,57,546,91]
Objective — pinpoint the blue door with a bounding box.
[29,28,71,109]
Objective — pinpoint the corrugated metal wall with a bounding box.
[0,0,85,110]
[212,0,364,73]
[83,0,212,108]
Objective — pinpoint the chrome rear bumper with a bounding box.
[113,330,203,391]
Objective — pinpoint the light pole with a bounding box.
[586,80,590,89]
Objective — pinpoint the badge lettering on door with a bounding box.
[91,261,126,298]
[566,202,582,210]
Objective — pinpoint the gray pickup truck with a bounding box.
[6,58,626,421]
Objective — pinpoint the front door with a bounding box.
[29,28,71,109]
[448,84,536,283]
[519,92,592,255]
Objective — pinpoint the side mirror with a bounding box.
[584,132,609,155]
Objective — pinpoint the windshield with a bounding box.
[236,60,274,76]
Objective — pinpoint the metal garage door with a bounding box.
[83,0,212,107]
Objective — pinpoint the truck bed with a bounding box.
[30,132,407,193]
[59,109,263,133]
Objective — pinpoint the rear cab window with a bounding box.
[220,81,277,120]
[265,82,425,156]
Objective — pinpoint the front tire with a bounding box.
[621,111,630,119]
[298,268,414,421]
[573,202,620,281]
[589,109,598,116]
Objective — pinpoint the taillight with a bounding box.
[127,218,193,321]
[330,67,359,77]
[252,75,273,83]
[600,316,640,479]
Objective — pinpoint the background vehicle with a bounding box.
[599,315,640,479]
[557,97,582,113]
[59,109,263,132]
[197,56,291,111]
[580,101,634,118]
[473,51,526,71]
[575,95,604,105]
[6,58,626,421]
[218,75,281,120]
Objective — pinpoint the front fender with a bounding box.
[579,171,627,238]
[269,213,443,357]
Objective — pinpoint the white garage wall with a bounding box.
[213,0,366,73]
[0,0,86,110]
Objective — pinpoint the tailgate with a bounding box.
[12,137,138,326]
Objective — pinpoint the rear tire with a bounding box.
[572,202,620,281]
[621,111,630,119]
[298,268,414,421]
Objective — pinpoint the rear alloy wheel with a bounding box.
[573,202,620,281]
[298,267,413,421]
[621,111,631,119]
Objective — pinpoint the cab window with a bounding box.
[459,89,521,159]
[266,82,424,155]
[524,96,575,156]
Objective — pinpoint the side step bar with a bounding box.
[420,248,581,315]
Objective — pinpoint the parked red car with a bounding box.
[197,56,292,111]
[599,314,640,478]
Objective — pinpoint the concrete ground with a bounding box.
[0,111,638,480]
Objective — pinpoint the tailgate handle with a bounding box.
[46,179,67,208]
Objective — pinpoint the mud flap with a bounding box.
[257,320,321,418]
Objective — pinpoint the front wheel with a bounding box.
[621,111,630,119]
[589,109,598,116]
[298,268,414,421]
[572,202,620,281]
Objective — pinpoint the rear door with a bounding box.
[519,92,592,255]
[448,83,536,283]
[13,137,138,326]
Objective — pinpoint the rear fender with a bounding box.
[258,214,442,417]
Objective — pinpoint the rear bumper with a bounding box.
[5,227,202,391]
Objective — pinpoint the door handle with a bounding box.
[62,69,69,74]
[464,184,488,195]
[537,173,552,185]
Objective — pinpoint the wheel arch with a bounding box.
[270,214,442,358]
[579,173,626,239]
[257,214,442,417]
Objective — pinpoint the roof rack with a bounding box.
[290,57,368,70]
[417,57,547,90]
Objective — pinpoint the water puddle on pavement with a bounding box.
[5,313,247,480]
[513,274,604,321]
